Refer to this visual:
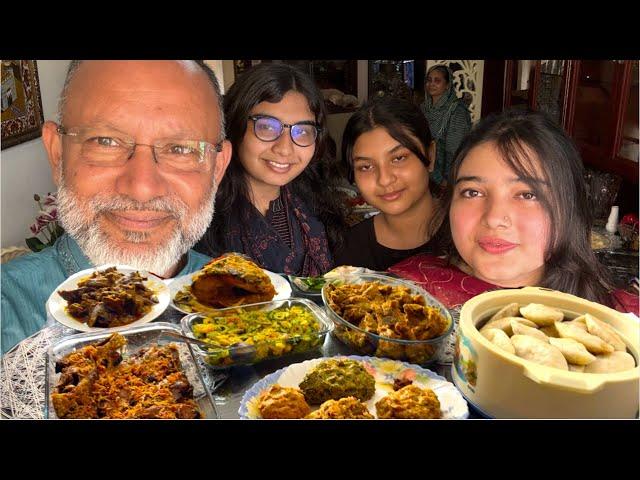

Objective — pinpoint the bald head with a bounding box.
[58,60,225,140]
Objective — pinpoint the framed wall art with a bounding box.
[1,60,45,150]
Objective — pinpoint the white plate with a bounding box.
[46,264,170,333]
[239,355,469,419]
[169,268,292,314]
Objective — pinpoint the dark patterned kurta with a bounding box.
[220,186,333,276]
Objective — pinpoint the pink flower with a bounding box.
[30,222,42,235]
[37,211,56,225]
[43,193,57,206]
[26,192,64,252]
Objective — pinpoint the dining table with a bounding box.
[1,292,477,420]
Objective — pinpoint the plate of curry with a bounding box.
[46,265,170,333]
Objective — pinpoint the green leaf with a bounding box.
[25,237,46,252]
[50,224,65,242]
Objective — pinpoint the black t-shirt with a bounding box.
[333,217,441,271]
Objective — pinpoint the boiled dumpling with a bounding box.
[540,324,560,338]
[555,321,615,354]
[568,364,585,373]
[548,337,596,365]
[519,303,564,327]
[480,317,537,336]
[488,303,521,323]
[511,334,568,370]
[566,318,589,332]
[583,314,626,352]
[482,328,515,354]
[583,351,636,373]
[511,321,549,343]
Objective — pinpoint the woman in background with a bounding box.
[196,63,347,275]
[421,64,471,194]
[333,97,446,271]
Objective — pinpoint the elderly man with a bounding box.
[1,60,231,353]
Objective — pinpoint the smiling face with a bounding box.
[238,90,316,200]
[352,127,431,217]
[449,141,551,287]
[41,60,231,276]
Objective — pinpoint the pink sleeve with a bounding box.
[388,254,496,310]
[610,289,640,316]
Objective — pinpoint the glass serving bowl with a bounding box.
[45,322,218,419]
[321,273,453,366]
[181,298,333,368]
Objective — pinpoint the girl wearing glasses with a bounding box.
[333,97,447,271]
[195,63,347,275]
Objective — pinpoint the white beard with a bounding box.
[56,177,216,277]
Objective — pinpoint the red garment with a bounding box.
[388,253,639,316]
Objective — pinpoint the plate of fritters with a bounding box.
[170,253,291,314]
[239,355,469,419]
[47,265,170,333]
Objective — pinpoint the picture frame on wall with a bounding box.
[1,60,45,150]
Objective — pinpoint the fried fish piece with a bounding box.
[191,254,276,308]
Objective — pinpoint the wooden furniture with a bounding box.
[504,60,639,185]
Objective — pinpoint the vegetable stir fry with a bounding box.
[291,276,327,293]
[191,305,323,366]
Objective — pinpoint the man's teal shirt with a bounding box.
[1,234,211,354]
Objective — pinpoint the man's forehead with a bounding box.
[70,60,206,88]
[62,61,219,135]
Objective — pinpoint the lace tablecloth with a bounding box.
[1,324,69,419]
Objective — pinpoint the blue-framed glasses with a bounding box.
[248,115,320,147]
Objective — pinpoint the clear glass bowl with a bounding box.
[321,273,453,366]
[181,298,333,368]
[45,322,218,419]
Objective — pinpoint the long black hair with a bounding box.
[196,62,347,255]
[441,108,615,305]
[341,96,445,238]
[342,96,433,179]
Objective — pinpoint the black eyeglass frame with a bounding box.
[248,115,321,147]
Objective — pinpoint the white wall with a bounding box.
[203,60,225,93]
[1,60,70,248]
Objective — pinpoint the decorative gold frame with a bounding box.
[1,60,45,149]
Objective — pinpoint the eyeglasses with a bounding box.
[248,115,320,147]
[56,124,223,173]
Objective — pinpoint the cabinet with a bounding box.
[368,60,421,102]
[504,60,639,184]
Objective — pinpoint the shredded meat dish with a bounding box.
[51,333,202,419]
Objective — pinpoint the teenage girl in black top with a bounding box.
[333,97,447,271]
